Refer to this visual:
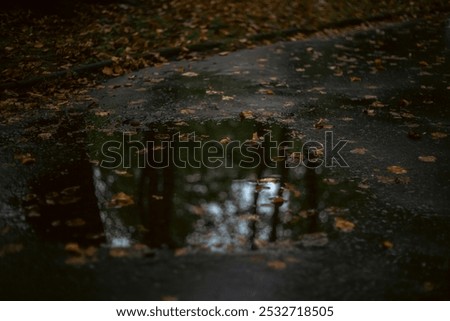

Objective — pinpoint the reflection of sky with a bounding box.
[187,180,291,252]
[93,167,132,248]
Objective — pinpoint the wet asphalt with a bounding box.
[0,15,449,300]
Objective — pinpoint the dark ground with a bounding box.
[0,9,450,300]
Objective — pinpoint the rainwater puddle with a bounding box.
[81,118,357,253]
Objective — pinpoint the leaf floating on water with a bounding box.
[15,153,35,165]
[271,196,285,204]
[219,137,231,145]
[431,132,447,139]
[382,240,394,249]
[174,248,189,256]
[334,217,355,232]
[109,192,134,208]
[109,248,128,258]
[418,155,436,163]
[267,260,286,270]
[65,256,88,266]
[387,165,407,174]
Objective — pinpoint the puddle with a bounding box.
[23,118,355,253]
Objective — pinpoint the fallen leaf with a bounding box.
[222,95,234,101]
[109,192,134,208]
[258,89,274,95]
[95,111,109,117]
[335,217,355,232]
[267,260,286,270]
[382,240,394,249]
[431,132,447,139]
[350,147,367,155]
[38,132,52,140]
[387,165,407,174]
[271,196,285,204]
[240,110,254,119]
[15,153,35,165]
[102,66,113,76]
[174,248,189,256]
[180,108,195,115]
[65,256,87,265]
[418,155,436,163]
[181,71,198,77]
[109,248,128,258]
[64,242,82,254]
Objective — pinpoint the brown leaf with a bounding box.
[65,256,87,265]
[350,147,367,155]
[180,108,195,115]
[382,240,394,249]
[418,155,436,163]
[15,153,35,165]
[335,217,355,232]
[174,248,189,256]
[109,248,128,258]
[387,165,407,174]
[271,196,285,204]
[109,192,134,208]
[267,260,286,270]
[431,132,447,139]
[102,66,113,76]
[240,110,254,119]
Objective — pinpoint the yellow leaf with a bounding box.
[109,192,134,208]
[431,132,447,139]
[240,110,254,119]
[418,155,436,163]
[382,240,394,249]
[387,165,407,174]
[335,217,355,232]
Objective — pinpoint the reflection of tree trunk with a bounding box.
[268,126,288,243]
[303,165,319,233]
[138,132,174,248]
[24,115,105,246]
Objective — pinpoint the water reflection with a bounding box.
[87,119,335,252]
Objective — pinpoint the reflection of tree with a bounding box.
[24,116,104,246]
[137,131,174,248]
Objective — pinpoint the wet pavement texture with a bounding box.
[1,15,450,300]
